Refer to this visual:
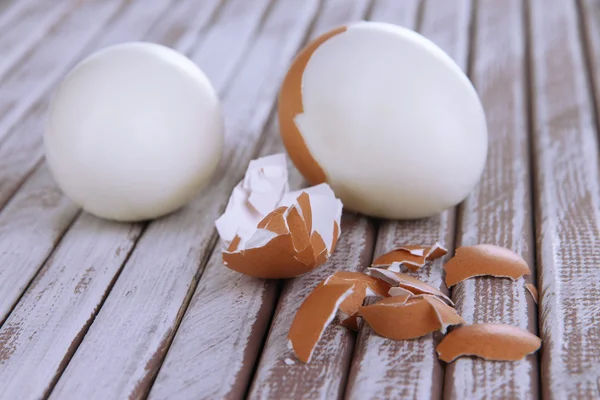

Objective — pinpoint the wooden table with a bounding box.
[1,0,599,399]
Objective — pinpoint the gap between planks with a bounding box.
[0,0,184,329]
[49,1,325,400]
[444,0,540,399]
[346,1,466,399]
[245,1,375,399]
[0,0,229,398]
[529,0,600,398]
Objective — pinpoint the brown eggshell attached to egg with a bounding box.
[278,22,488,219]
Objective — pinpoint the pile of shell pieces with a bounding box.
[288,243,541,363]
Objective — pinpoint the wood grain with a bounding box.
[0,165,78,325]
[0,0,177,215]
[0,0,128,144]
[0,0,76,81]
[0,1,225,399]
[245,2,374,398]
[529,0,600,398]
[344,1,469,398]
[444,0,539,399]
[0,0,46,32]
[0,0,186,322]
[0,213,141,400]
[581,0,600,110]
[51,1,321,399]
[144,0,223,56]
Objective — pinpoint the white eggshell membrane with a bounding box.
[45,42,223,221]
[294,22,487,219]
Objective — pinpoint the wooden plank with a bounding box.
[0,1,226,398]
[0,0,179,212]
[0,215,141,400]
[581,0,600,130]
[368,0,420,25]
[0,0,76,81]
[0,0,128,144]
[344,1,472,398]
[0,165,79,325]
[245,2,374,398]
[529,0,600,398]
[0,0,181,322]
[144,0,224,55]
[0,0,42,32]
[443,0,539,399]
[0,0,188,330]
[51,2,321,399]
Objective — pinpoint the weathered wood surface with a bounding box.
[0,0,599,399]
[0,0,178,331]
[241,6,375,400]
[0,165,79,325]
[529,0,600,398]
[53,1,323,399]
[0,0,76,81]
[444,0,540,399]
[345,1,468,398]
[0,1,210,398]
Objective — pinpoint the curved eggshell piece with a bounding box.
[368,268,454,305]
[444,244,531,287]
[288,282,355,363]
[436,323,541,362]
[223,234,314,279]
[359,295,461,340]
[325,271,391,331]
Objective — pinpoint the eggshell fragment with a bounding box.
[424,295,464,333]
[359,295,464,340]
[525,283,538,304]
[323,271,391,330]
[216,154,289,243]
[278,21,488,219]
[436,323,541,362]
[387,286,414,301]
[288,283,355,363]
[217,155,343,279]
[368,268,453,305]
[372,243,447,271]
[444,244,531,287]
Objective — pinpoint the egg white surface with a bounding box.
[45,42,223,221]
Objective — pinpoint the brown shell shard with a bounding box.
[371,243,448,271]
[444,244,531,287]
[387,286,413,301]
[256,206,288,233]
[288,283,355,363]
[279,26,348,185]
[325,271,391,331]
[368,268,453,306]
[359,295,462,340]
[525,283,538,304]
[223,184,342,279]
[223,234,314,279]
[436,323,541,362]
[422,295,464,333]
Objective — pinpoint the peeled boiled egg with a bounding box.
[278,22,488,219]
[45,42,223,221]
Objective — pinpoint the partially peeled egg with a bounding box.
[279,22,488,219]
